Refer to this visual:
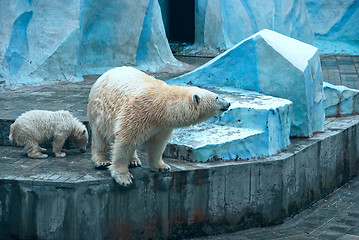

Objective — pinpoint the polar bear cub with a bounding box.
[88,67,230,186]
[9,110,88,158]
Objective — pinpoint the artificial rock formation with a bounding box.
[0,0,178,90]
[165,29,327,162]
[169,29,325,137]
[304,0,359,54]
[323,82,359,117]
[165,89,292,162]
[159,0,314,55]
[194,0,314,50]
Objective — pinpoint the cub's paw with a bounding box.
[28,153,48,159]
[110,168,134,187]
[55,152,66,158]
[129,157,142,168]
[94,161,111,170]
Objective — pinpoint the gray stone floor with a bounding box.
[1,55,359,239]
[321,55,359,89]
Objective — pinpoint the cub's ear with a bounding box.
[193,94,200,105]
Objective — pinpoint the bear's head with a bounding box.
[159,85,230,128]
[176,87,231,124]
[189,87,230,124]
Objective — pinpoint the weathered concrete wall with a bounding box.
[1,116,358,239]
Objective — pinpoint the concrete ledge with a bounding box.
[0,116,359,239]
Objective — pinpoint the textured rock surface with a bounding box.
[0,0,80,89]
[78,0,178,73]
[164,88,292,162]
[169,29,325,137]
[165,0,358,54]
[165,0,314,53]
[305,0,359,54]
[0,0,179,90]
[323,82,359,117]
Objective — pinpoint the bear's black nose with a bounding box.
[221,102,231,111]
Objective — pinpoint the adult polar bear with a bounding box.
[88,67,230,186]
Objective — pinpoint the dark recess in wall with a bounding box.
[168,0,195,44]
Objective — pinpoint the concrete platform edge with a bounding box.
[0,116,359,239]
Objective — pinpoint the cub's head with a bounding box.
[190,87,230,123]
[71,123,89,153]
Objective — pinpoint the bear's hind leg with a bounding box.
[26,141,48,159]
[146,129,173,172]
[91,128,111,169]
[110,140,135,186]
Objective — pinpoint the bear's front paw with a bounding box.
[111,169,134,187]
[94,161,111,170]
[129,158,142,168]
[155,163,171,172]
[55,152,66,158]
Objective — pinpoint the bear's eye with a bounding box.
[216,96,219,100]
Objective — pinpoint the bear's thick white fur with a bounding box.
[88,67,230,186]
[9,110,88,158]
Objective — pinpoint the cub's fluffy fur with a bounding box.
[88,67,230,186]
[9,110,88,158]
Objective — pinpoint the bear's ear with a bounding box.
[193,94,200,105]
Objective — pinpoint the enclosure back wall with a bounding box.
[1,0,358,90]
[159,0,314,49]
[0,0,177,90]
